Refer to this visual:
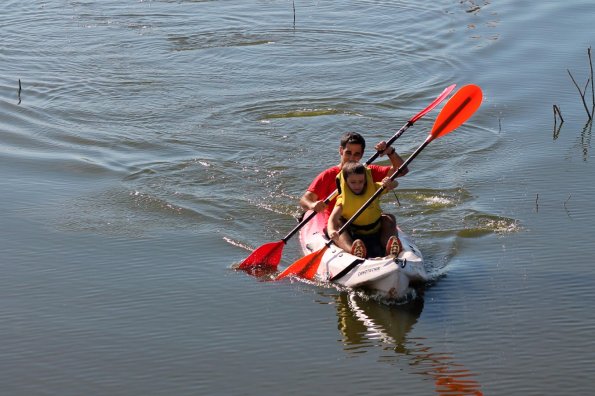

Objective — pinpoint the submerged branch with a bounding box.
[553,104,564,122]
[567,69,593,120]
[553,105,563,139]
[17,78,22,105]
[589,47,594,112]
[564,194,572,218]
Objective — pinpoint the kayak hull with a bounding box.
[298,211,428,300]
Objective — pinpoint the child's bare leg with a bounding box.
[380,213,397,247]
[335,232,354,252]
[332,217,354,251]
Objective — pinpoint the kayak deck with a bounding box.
[298,211,427,299]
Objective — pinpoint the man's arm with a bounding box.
[386,148,407,177]
[300,190,327,213]
[374,141,408,177]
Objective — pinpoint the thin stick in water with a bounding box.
[589,47,594,112]
[564,194,572,210]
[553,104,564,123]
[553,105,563,139]
[568,69,593,120]
[17,78,22,105]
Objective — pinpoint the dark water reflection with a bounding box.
[335,293,483,395]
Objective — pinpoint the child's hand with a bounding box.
[329,231,339,241]
[382,177,398,190]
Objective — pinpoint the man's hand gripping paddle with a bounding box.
[276,84,483,281]
[236,85,456,273]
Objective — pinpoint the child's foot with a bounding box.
[351,239,367,258]
[385,235,402,257]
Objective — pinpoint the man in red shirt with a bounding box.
[299,131,408,257]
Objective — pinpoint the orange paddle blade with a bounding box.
[276,247,328,281]
[430,85,483,140]
[237,241,284,271]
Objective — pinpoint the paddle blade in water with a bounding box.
[238,241,284,271]
[430,84,483,140]
[276,247,328,281]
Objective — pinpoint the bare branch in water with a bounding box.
[553,104,564,123]
[564,194,572,217]
[17,79,22,105]
[553,105,563,139]
[552,47,593,139]
[568,69,593,120]
[564,194,572,208]
[589,47,594,112]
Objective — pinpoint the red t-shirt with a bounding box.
[307,164,391,215]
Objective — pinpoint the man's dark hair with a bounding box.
[340,132,365,150]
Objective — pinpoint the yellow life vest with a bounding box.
[336,167,383,235]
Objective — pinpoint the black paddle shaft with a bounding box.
[364,120,413,165]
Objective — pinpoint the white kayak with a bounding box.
[298,211,428,300]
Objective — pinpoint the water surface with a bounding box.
[2,0,595,394]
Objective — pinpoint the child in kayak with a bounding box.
[327,161,402,258]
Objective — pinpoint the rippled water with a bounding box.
[2,0,595,395]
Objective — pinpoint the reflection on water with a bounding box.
[578,121,592,161]
[553,119,592,161]
[335,293,483,396]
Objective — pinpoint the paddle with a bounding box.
[237,84,456,272]
[276,84,483,281]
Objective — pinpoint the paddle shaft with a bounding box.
[334,95,473,239]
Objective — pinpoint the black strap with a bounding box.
[342,216,381,231]
[329,258,365,281]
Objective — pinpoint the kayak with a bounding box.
[298,210,428,300]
